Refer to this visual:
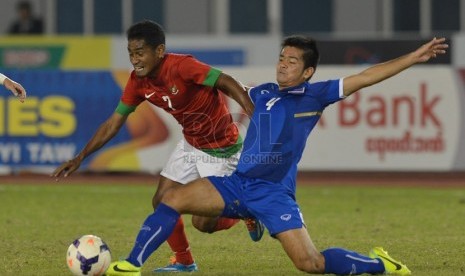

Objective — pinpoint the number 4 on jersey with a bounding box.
[266,97,281,110]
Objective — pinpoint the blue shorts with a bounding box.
[208,172,304,236]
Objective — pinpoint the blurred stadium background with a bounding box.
[2,3,464,275]
[0,0,465,177]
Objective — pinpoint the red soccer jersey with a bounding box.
[121,53,238,149]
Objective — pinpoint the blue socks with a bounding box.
[127,203,180,267]
[321,247,385,275]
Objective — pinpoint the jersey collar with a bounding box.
[279,82,308,95]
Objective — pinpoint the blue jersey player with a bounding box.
[105,36,447,275]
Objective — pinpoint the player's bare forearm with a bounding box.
[216,73,254,117]
[343,37,448,96]
[77,113,126,160]
[51,113,126,179]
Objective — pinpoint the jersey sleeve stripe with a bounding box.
[339,78,346,98]
[294,111,322,118]
[247,86,253,98]
[115,101,137,116]
[247,86,257,104]
[202,67,222,87]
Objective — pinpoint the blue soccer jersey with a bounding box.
[237,79,344,185]
[208,79,345,235]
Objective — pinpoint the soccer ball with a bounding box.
[66,234,111,276]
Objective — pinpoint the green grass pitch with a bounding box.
[1,182,464,275]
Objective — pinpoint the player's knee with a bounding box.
[160,186,183,210]
[191,216,217,233]
[152,183,178,209]
[151,194,162,209]
[152,186,169,209]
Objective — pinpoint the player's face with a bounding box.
[127,39,165,78]
[276,46,313,89]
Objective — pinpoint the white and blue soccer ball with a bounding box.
[66,234,111,276]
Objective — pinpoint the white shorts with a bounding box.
[160,139,240,184]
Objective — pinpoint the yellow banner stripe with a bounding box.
[294,111,322,118]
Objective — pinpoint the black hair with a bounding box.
[17,1,32,12]
[127,20,165,49]
[281,35,319,71]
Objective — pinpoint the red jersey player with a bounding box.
[52,20,261,273]
[121,53,240,151]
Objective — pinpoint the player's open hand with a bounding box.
[51,158,81,180]
[414,37,448,63]
[4,78,27,103]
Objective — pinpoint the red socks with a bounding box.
[213,217,240,232]
[166,217,239,265]
[166,217,194,265]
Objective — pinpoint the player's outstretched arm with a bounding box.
[51,112,128,180]
[215,72,255,117]
[0,74,27,102]
[343,37,448,97]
